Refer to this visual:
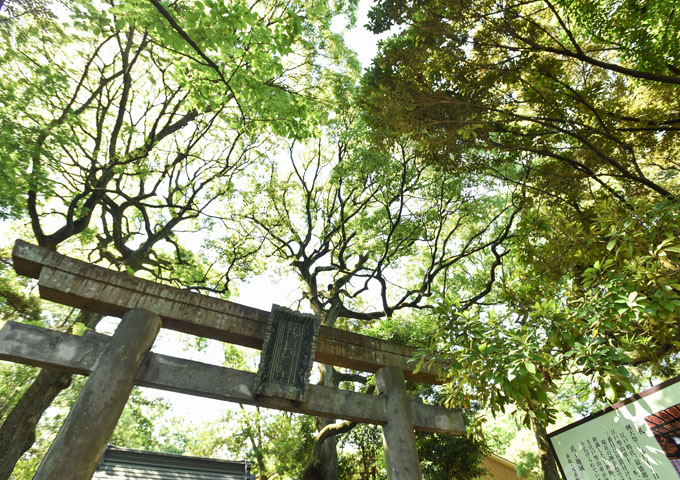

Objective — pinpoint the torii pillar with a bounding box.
[377,366,423,479]
[33,309,161,480]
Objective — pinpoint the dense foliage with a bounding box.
[1,0,679,479]
[363,0,680,478]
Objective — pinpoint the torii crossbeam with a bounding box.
[1,241,465,479]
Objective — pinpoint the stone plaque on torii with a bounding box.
[253,304,321,402]
[0,240,465,479]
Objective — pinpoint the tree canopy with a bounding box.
[361,1,680,478]
[1,0,680,479]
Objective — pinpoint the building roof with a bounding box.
[93,445,252,480]
[478,453,523,480]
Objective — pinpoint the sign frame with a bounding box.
[549,375,680,480]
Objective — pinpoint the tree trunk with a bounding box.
[0,369,72,479]
[0,311,101,479]
[316,363,339,479]
[317,425,339,479]
[530,415,563,480]
[300,305,341,480]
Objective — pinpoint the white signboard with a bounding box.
[549,376,680,480]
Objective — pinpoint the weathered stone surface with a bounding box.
[376,366,423,480]
[12,240,444,382]
[33,309,161,480]
[410,401,465,435]
[0,321,465,434]
[253,305,321,402]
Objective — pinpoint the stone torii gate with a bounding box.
[1,240,465,479]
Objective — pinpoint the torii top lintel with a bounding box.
[12,240,445,384]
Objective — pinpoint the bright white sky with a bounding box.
[334,0,386,70]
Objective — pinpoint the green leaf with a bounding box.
[619,379,634,393]
[412,356,425,374]
[605,384,617,403]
